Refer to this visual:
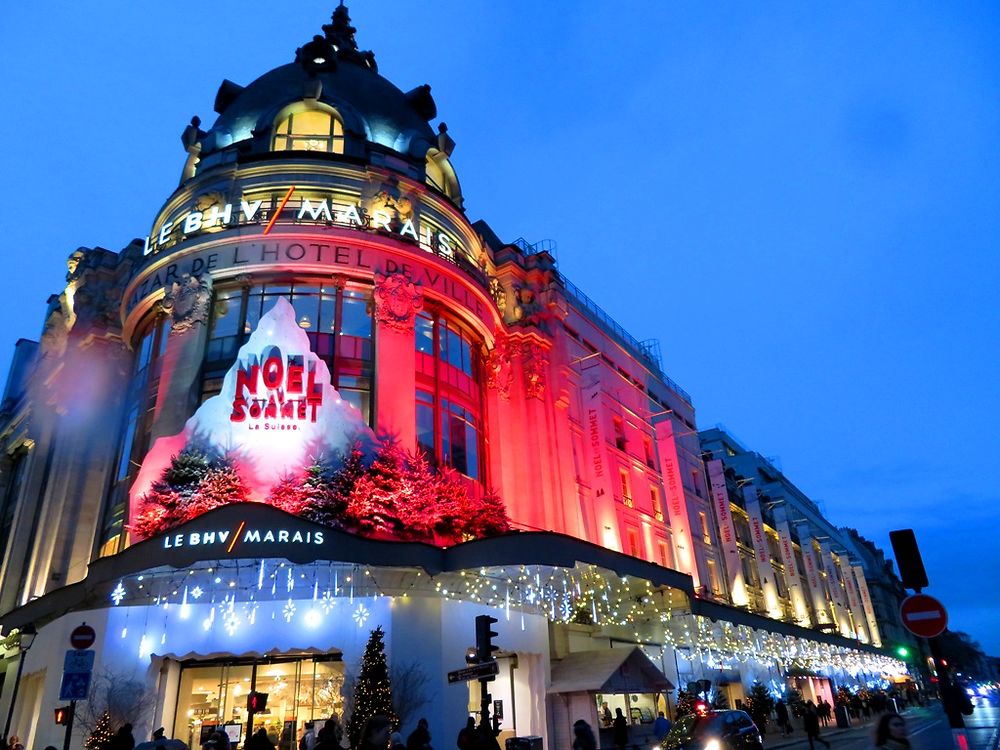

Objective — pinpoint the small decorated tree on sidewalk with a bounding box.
[348,626,398,748]
[745,681,774,732]
[675,689,700,718]
[85,710,114,750]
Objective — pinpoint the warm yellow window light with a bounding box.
[273,104,344,154]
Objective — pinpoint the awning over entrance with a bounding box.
[548,647,674,694]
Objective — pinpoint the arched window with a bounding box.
[414,311,483,480]
[424,148,462,202]
[273,103,345,154]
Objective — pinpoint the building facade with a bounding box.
[0,9,905,750]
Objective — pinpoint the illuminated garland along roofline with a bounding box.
[1,503,895,659]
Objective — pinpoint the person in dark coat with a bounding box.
[612,708,629,750]
[802,703,829,749]
[456,719,475,750]
[775,700,791,737]
[111,724,137,750]
[246,729,276,750]
[358,716,392,750]
[406,719,432,750]
[571,720,596,750]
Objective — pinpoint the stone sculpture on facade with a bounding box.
[374,272,423,331]
[161,274,212,333]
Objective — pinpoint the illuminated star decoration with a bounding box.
[110,581,127,606]
[224,611,240,636]
[191,586,204,600]
[283,599,297,623]
[352,603,369,627]
[320,590,335,614]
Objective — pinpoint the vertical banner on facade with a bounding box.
[741,484,781,619]
[706,460,747,605]
[583,385,620,551]
[819,540,852,637]
[852,564,882,647]
[796,523,831,626]
[773,506,809,626]
[655,419,700,587]
[838,556,869,643]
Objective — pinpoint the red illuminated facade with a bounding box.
[0,9,908,750]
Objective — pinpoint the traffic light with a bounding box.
[889,530,929,591]
[475,614,499,664]
[54,706,72,725]
[896,646,910,659]
[247,691,269,712]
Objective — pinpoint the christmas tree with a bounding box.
[745,682,773,732]
[348,626,398,748]
[86,711,114,750]
[675,690,700,717]
[460,486,511,539]
[712,687,729,710]
[785,686,804,717]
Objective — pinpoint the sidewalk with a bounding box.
[762,713,883,749]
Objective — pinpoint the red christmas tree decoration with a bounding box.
[346,441,410,536]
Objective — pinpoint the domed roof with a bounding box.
[196,5,439,167]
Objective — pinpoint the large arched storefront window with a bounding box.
[414,310,483,481]
[203,281,374,424]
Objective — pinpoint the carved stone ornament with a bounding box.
[521,340,549,400]
[485,330,513,400]
[374,272,423,331]
[488,277,507,312]
[161,274,211,333]
[512,283,549,332]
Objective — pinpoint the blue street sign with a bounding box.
[63,649,95,673]
[59,671,92,701]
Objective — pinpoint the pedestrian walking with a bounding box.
[818,699,832,727]
[316,718,343,750]
[775,700,792,737]
[874,713,909,748]
[406,719,432,750]
[358,716,392,750]
[456,718,475,750]
[802,702,829,749]
[612,708,629,750]
[247,728,276,750]
[652,712,671,740]
[571,720,596,750]
[110,724,137,750]
[300,723,317,750]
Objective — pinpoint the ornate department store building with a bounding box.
[0,9,910,750]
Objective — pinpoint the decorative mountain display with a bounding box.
[129,299,509,543]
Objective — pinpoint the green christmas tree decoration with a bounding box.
[675,690,700,717]
[86,710,115,750]
[712,687,729,710]
[745,681,774,732]
[348,626,398,748]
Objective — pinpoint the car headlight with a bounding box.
[703,740,720,750]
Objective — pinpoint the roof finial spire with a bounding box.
[321,4,378,71]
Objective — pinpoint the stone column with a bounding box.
[150,274,213,441]
[372,273,420,450]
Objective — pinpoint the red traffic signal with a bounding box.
[247,691,269,712]
[54,706,72,725]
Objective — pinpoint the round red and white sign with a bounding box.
[70,623,96,650]
[900,594,948,639]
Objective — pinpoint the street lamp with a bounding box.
[2,624,37,742]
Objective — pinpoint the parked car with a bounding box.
[659,710,763,750]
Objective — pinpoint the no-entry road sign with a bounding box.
[900,594,948,639]
[70,624,96,650]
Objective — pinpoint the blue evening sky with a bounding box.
[1,3,997,652]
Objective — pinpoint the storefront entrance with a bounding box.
[172,655,345,750]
